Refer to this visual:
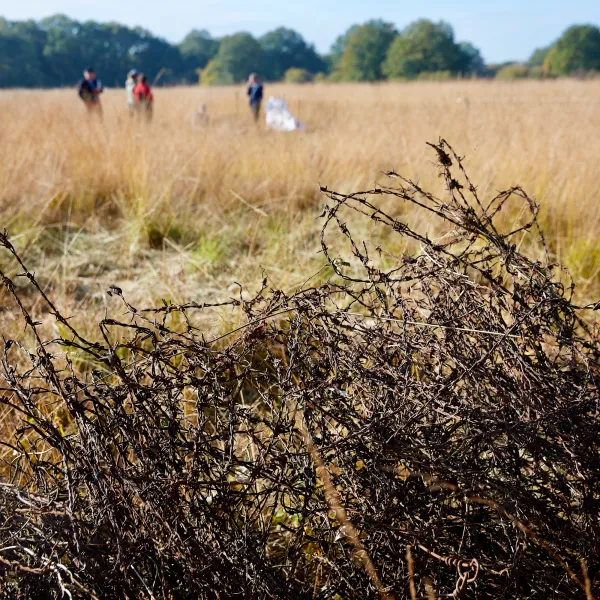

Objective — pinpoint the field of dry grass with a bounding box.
[1,80,599,339]
[1,81,600,598]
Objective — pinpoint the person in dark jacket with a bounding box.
[247,73,263,123]
[78,67,103,117]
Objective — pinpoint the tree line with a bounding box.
[1,14,599,88]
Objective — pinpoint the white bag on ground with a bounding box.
[265,97,305,132]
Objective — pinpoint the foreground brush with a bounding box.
[0,140,598,599]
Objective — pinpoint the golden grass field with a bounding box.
[1,80,598,598]
[1,80,600,343]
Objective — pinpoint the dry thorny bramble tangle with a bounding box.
[0,140,599,599]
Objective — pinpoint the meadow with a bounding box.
[1,80,600,598]
[1,80,600,337]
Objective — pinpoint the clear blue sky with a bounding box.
[2,0,599,63]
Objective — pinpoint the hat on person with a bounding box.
[83,67,94,75]
[128,69,140,78]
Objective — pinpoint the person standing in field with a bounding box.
[78,67,103,117]
[126,69,139,116]
[247,73,263,123]
[133,74,153,122]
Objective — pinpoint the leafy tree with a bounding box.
[200,59,231,85]
[126,26,184,85]
[0,13,499,88]
[210,32,263,83]
[458,42,485,75]
[543,25,600,75]
[179,29,219,82]
[528,45,551,67]
[335,20,397,81]
[0,29,44,87]
[37,15,184,86]
[383,20,478,79]
[38,14,87,83]
[80,22,172,86]
[0,18,48,86]
[260,27,324,81]
[328,24,359,71]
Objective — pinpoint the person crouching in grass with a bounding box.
[134,74,154,122]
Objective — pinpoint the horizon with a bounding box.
[2,0,600,64]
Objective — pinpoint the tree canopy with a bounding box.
[333,20,397,81]
[178,29,219,81]
[0,15,190,86]
[207,32,264,84]
[0,19,48,87]
[328,24,360,72]
[0,13,598,88]
[259,27,325,81]
[528,45,551,67]
[543,24,600,75]
[383,20,482,79]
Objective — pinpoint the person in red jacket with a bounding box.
[133,74,153,122]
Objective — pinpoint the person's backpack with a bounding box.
[78,80,92,102]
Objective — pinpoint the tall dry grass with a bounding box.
[0,85,599,596]
[0,80,599,335]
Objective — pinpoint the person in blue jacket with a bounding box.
[77,67,103,117]
[247,73,263,123]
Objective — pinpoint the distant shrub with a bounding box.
[415,70,453,81]
[199,59,233,86]
[528,65,553,79]
[284,67,314,83]
[327,70,346,82]
[495,63,530,80]
[314,72,327,82]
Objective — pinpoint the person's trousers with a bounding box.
[251,101,261,122]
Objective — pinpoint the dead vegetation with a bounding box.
[0,140,599,599]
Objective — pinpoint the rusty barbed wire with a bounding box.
[0,139,599,599]
[417,545,479,598]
